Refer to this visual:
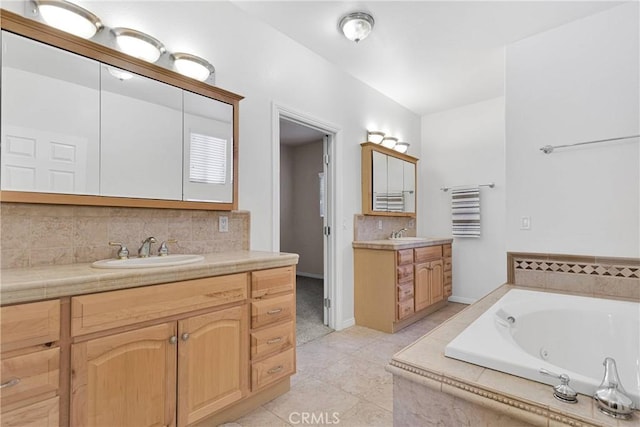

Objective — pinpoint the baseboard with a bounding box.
[296,271,324,280]
[339,317,355,331]
[448,295,476,305]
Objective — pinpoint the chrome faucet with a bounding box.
[390,228,408,239]
[157,239,177,256]
[138,236,157,258]
[593,357,634,419]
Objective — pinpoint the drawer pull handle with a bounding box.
[268,365,284,374]
[267,337,283,345]
[267,308,283,315]
[0,378,20,389]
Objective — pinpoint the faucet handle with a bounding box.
[158,239,178,256]
[109,241,130,260]
[539,368,578,403]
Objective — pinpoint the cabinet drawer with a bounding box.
[71,273,248,336]
[397,299,414,320]
[1,300,60,353]
[444,257,452,272]
[397,265,414,283]
[251,321,294,360]
[251,267,295,299]
[252,348,295,391]
[443,244,452,257]
[397,282,414,302]
[251,294,294,329]
[444,271,452,285]
[444,285,452,297]
[414,246,442,263]
[1,396,59,427]
[1,347,59,410]
[396,249,413,266]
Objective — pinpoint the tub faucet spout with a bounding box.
[594,357,634,419]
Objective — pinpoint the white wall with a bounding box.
[506,2,639,257]
[420,97,506,303]
[3,1,421,329]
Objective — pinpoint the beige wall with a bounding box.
[280,141,324,277]
[0,203,249,269]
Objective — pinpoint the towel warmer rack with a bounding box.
[540,134,639,154]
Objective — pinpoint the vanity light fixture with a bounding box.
[172,53,215,82]
[339,12,374,43]
[381,136,398,149]
[113,27,165,63]
[367,130,385,144]
[394,142,410,153]
[34,0,102,39]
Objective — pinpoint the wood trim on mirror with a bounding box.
[0,9,242,211]
[361,142,418,217]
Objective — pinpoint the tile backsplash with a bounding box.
[508,252,640,301]
[353,214,416,241]
[1,203,249,269]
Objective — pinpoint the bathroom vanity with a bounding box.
[353,238,453,333]
[0,251,298,427]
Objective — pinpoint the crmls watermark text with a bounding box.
[288,412,340,424]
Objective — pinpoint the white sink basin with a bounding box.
[388,237,429,241]
[91,254,204,269]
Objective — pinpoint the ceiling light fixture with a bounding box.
[35,0,102,39]
[381,136,398,149]
[113,27,165,63]
[172,53,215,82]
[339,12,374,43]
[394,142,410,153]
[367,130,385,144]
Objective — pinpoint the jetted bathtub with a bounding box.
[445,288,640,408]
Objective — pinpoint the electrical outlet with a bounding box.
[219,216,229,232]
[377,220,383,230]
[520,216,531,230]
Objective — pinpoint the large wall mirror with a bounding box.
[361,142,418,216]
[0,10,242,210]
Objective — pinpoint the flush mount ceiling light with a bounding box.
[394,142,410,153]
[172,53,215,82]
[339,12,374,43]
[113,27,165,63]
[367,130,385,144]
[34,0,102,39]
[381,136,398,149]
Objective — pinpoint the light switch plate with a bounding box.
[219,216,229,232]
[520,216,531,230]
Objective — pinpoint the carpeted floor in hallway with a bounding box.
[295,275,333,345]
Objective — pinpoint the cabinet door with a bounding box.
[71,323,177,427]
[177,305,248,427]
[414,263,430,312]
[430,260,444,304]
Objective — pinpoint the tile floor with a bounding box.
[227,302,467,427]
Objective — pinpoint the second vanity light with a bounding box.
[32,0,216,82]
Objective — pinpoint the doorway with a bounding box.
[278,116,335,345]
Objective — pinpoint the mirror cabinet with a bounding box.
[0,10,242,210]
[361,142,418,216]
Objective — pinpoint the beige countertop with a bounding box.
[0,251,299,305]
[387,284,635,427]
[352,237,453,250]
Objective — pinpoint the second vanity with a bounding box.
[0,251,298,427]
[353,238,453,333]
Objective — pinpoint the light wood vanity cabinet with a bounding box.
[355,243,452,333]
[249,267,296,392]
[0,300,61,427]
[70,275,250,427]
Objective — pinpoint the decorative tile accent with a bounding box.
[514,259,640,279]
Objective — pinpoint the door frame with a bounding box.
[271,102,340,330]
